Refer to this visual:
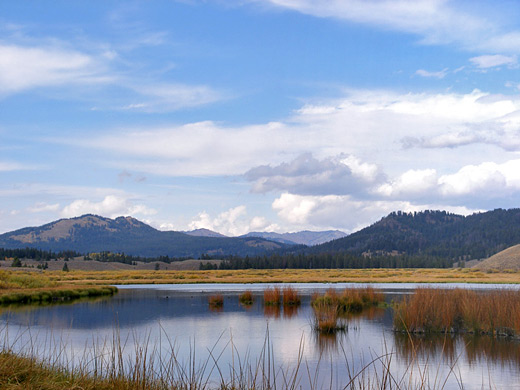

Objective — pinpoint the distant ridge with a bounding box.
[0,214,288,258]
[474,245,520,271]
[242,230,347,246]
[185,228,227,238]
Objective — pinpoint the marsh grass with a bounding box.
[394,288,520,336]
[282,287,301,306]
[311,287,384,334]
[238,290,254,305]
[208,294,224,309]
[263,287,281,306]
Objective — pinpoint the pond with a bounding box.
[1,283,520,389]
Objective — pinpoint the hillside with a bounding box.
[311,209,520,261]
[0,215,287,258]
[474,245,520,271]
[241,230,347,246]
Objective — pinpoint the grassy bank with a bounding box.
[0,270,117,305]
[394,288,520,336]
[38,267,520,286]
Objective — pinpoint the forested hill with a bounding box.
[310,209,520,261]
[0,214,290,258]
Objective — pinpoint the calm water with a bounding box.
[2,283,520,389]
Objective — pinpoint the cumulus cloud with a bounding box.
[245,153,382,195]
[271,192,477,233]
[188,206,280,236]
[375,159,520,202]
[470,54,517,69]
[60,195,157,219]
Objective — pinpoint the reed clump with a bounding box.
[394,288,520,337]
[282,286,301,306]
[208,294,224,308]
[263,287,281,306]
[238,290,254,305]
[311,287,384,313]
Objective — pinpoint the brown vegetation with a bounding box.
[208,294,224,308]
[282,286,301,306]
[263,287,281,306]
[394,288,520,336]
[238,290,254,305]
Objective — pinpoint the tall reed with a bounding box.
[282,286,301,306]
[263,287,281,306]
[394,287,520,336]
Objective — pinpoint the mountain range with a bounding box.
[3,208,520,264]
[0,215,290,258]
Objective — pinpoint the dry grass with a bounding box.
[263,287,281,306]
[282,286,301,306]
[30,267,520,287]
[394,287,520,336]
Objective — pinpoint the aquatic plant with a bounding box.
[238,290,254,305]
[208,294,224,308]
[394,287,520,336]
[263,287,281,306]
[282,286,301,306]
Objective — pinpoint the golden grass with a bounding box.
[394,288,520,336]
[263,287,281,306]
[26,267,520,287]
[282,286,301,306]
[0,270,117,304]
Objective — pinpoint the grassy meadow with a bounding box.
[36,267,520,286]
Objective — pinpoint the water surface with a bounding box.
[1,283,520,389]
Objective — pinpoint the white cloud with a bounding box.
[60,195,157,219]
[188,206,279,236]
[376,159,520,201]
[271,192,477,233]
[377,169,438,197]
[0,161,41,171]
[255,0,520,54]
[0,44,111,96]
[27,202,60,213]
[118,83,223,112]
[470,54,517,69]
[415,68,448,79]
[65,89,520,177]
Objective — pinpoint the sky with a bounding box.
[1,0,520,236]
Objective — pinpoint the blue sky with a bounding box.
[2,0,520,235]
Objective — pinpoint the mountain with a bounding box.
[185,228,227,238]
[0,215,288,258]
[242,230,347,246]
[310,209,520,261]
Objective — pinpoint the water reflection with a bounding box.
[394,332,520,369]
